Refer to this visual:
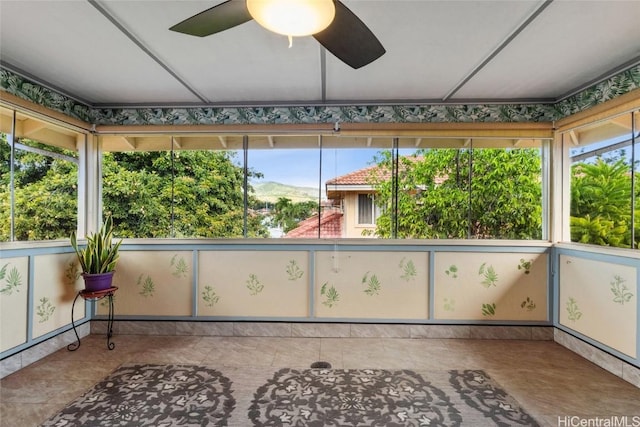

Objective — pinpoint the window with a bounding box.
[471,148,543,239]
[368,141,545,239]
[96,131,549,241]
[249,141,320,239]
[323,144,391,238]
[634,110,640,246]
[357,194,379,225]
[100,135,249,238]
[1,107,81,242]
[567,110,640,248]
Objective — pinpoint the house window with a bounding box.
[358,194,379,225]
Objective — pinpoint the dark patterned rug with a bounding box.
[249,368,539,427]
[41,365,538,426]
[40,364,235,426]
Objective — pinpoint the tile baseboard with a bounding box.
[554,328,640,388]
[0,323,90,379]
[91,320,553,340]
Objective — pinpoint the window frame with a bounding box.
[0,106,556,243]
[1,105,87,242]
[560,108,640,249]
[356,193,380,226]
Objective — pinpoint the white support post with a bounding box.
[82,133,101,235]
[549,131,570,243]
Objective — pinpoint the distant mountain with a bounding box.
[251,181,319,203]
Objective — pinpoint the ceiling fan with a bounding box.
[169,0,385,69]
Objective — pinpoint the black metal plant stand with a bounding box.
[67,286,118,351]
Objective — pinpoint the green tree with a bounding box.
[570,158,634,247]
[1,135,78,241]
[369,148,542,239]
[2,137,269,240]
[103,150,269,238]
[271,197,318,233]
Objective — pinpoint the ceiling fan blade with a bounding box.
[313,0,385,69]
[169,0,252,37]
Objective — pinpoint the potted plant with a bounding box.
[70,216,122,292]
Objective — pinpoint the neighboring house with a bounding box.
[286,158,428,238]
[284,163,386,238]
[325,164,390,238]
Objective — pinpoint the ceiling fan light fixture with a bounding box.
[246,0,336,37]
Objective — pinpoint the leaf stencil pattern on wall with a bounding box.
[37,297,55,322]
[246,274,264,296]
[443,298,456,312]
[202,285,220,307]
[517,258,533,275]
[445,265,458,279]
[0,263,22,295]
[520,297,536,311]
[286,260,304,281]
[320,282,339,307]
[610,275,634,305]
[566,297,582,321]
[65,261,80,286]
[362,272,381,296]
[481,303,496,317]
[137,274,155,297]
[478,263,498,288]
[399,257,417,281]
[170,255,188,279]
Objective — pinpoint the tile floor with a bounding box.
[1,335,639,426]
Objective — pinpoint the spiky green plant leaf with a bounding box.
[70,216,121,274]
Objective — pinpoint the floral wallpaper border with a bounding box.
[1,65,639,126]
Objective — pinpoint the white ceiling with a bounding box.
[1,0,639,107]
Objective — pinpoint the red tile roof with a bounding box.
[325,164,390,186]
[284,209,343,238]
[325,156,423,186]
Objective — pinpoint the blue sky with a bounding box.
[247,148,382,189]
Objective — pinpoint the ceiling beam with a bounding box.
[87,0,209,103]
[442,0,554,101]
[20,118,47,136]
[17,129,76,149]
[609,114,634,130]
[123,136,137,149]
[556,54,640,103]
[320,47,327,103]
[569,130,580,146]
